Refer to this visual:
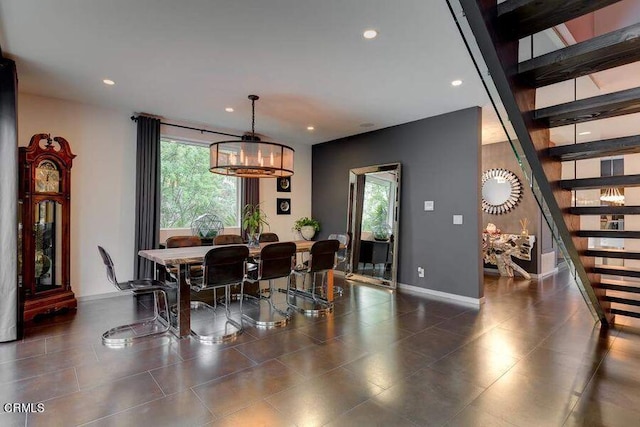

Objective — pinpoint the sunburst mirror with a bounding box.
[481,168,522,215]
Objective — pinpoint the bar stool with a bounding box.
[97,246,174,345]
[288,239,339,316]
[186,245,249,343]
[243,242,296,328]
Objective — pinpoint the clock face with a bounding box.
[35,161,60,193]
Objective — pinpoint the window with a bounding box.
[160,138,240,229]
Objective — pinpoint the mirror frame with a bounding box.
[481,168,523,215]
[346,163,401,289]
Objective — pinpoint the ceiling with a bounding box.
[0,0,489,145]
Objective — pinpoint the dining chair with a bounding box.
[258,232,279,243]
[166,235,202,248]
[186,245,249,342]
[213,234,244,245]
[97,246,175,345]
[289,239,339,316]
[243,242,296,328]
[163,235,204,281]
[327,233,350,296]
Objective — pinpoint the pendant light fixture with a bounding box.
[600,187,625,204]
[210,95,294,178]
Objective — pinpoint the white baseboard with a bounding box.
[397,283,484,307]
[77,291,123,302]
[483,267,558,279]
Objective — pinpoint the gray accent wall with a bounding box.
[312,107,482,299]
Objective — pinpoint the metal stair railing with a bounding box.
[446,0,607,324]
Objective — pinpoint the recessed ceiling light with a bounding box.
[451,79,463,87]
[103,79,115,86]
[578,131,591,136]
[307,126,315,131]
[363,29,378,39]
[225,107,234,112]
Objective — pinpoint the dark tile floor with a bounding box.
[2,270,640,426]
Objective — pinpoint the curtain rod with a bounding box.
[130,115,242,138]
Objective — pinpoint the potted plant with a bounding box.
[242,203,269,248]
[293,217,320,240]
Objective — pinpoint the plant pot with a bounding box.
[300,226,316,240]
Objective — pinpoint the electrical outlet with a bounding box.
[417,267,425,278]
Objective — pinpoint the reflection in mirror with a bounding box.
[346,163,400,288]
[33,200,63,293]
[481,168,522,215]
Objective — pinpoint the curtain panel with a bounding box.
[0,55,19,342]
[134,116,161,279]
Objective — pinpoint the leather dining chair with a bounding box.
[186,245,249,342]
[163,235,203,282]
[258,232,279,243]
[289,239,339,316]
[166,235,202,248]
[97,246,175,345]
[214,234,244,245]
[243,242,296,328]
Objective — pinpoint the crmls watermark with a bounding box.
[3,402,45,413]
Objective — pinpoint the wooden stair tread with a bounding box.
[570,206,640,215]
[519,23,640,88]
[575,230,640,239]
[593,265,640,278]
[548,135,640,161]
[610,308,640,318]
[534,87,640,128]
[560,174,640,190]
[598,278,640,293]
[497,0,623,39]
[584,248,640,259]
[603,295,640,307]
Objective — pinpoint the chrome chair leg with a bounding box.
[190,283,244,343]
[242,278,291,328]
[286,271,333,317]
[102,289,170,346]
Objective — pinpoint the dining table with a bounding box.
[138,240,335,338]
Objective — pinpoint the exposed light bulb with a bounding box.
[363,29,378,39]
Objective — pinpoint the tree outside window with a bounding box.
[160,139,239,229]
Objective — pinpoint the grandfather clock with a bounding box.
[19,133,77,321]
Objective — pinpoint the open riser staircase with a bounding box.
[458,0,640,325]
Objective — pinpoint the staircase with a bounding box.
[456,0,640,325]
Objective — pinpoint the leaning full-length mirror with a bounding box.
[346,163,400,288]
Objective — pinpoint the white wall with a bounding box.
[18,93,137,298]
[19,94,313,297]
[260,143,312,241]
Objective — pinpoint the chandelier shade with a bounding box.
[209,95,294,178]
[600,187,624,204]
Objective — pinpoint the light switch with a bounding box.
[424,201,434,211]
[453,215,463,225]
